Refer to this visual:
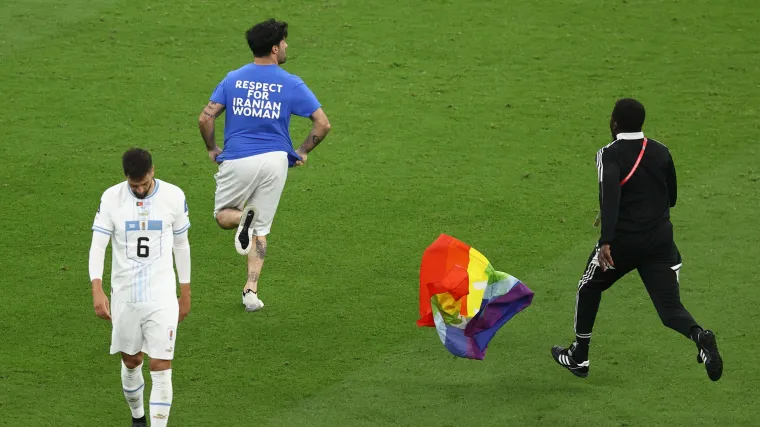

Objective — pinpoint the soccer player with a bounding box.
[89,148,192,426]
[551,98,723,381]
[198,18,331,312]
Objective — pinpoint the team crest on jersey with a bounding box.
[140,221,147,230]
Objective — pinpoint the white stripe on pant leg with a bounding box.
[574,248,599,335]
[577,263,596,290]
[577,246,600,291]
[574,263,597,332]
[574,247,599,325]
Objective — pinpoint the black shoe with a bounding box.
[695,342,703,364]
[132,416,147,427]
[696,329,723,381]
[234,205,258,255]
[551,343,589,378]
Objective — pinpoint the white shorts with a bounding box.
[109,300,179,360]
[213,151,288,236]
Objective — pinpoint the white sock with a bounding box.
[149,369,173,427]
[121,361,145,419]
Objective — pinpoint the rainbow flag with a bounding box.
[417,234,534,360]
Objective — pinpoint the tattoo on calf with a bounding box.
[255,239,267,260]
[247,272,259,283]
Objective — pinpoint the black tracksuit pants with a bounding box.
[574,220,699,346]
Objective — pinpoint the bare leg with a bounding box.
[121,351,144,369]
[150,359,171,371]
[215,208,242,230]
[244,236,267,293]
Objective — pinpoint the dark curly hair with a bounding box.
[122,148,152,179]
[246,19,288,57]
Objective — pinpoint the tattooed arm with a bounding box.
[295,108,331,164]
[198,101,225,161]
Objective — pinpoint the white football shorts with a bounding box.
[109,300,179,360]
[213,151,288,236]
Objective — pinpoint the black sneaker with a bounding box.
[234,205,258,255]
[695,342,703,364]
[696,329,723,381]
[132,416,147,427]
[551,343,589,378]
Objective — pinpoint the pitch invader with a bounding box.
[89,148,192,427]
[198,18,331,312]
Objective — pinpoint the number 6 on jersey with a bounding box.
[126,221,162,262]
[137,237,150,258]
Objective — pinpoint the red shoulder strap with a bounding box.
[620,138,647,186]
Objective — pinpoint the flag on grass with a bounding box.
[417,234,534,360]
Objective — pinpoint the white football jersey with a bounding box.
[92,179,190,303]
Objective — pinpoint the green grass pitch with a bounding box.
[1,0,759,425]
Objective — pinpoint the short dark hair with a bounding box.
[122,148,152,179]
[612,98,646,132]
[246,19,288,57]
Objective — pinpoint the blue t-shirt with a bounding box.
[209,64,321,166]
